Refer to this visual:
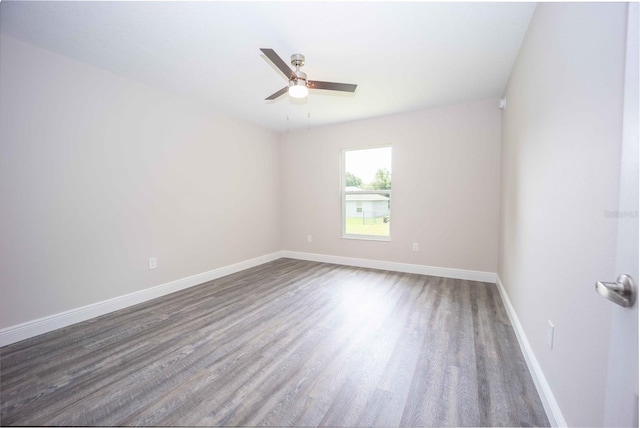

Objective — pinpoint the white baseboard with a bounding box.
[280,250,496,283]
[0,252,283,347]
[495,275,567,427]
[0,251,494,347]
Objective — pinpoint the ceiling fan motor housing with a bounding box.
[293,70,307,82]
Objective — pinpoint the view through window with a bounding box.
[342,146,392,239]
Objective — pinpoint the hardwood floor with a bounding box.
[0,258,549,426]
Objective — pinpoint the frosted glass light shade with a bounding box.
[288,80,308,98]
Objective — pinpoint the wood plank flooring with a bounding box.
[0,258,549,426]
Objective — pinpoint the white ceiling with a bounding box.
[1,1,536,132]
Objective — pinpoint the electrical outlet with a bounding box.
[412,242,419,252]
[148,257,157,270]
[547,320,554,349]
[307,235,313,243]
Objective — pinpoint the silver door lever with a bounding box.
[595,274,636,307]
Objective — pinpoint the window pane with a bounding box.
[343,147,391,238]
[345,192,391,236]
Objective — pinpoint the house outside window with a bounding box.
[342,146,391,240]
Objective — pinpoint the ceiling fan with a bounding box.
[260,48,357,100]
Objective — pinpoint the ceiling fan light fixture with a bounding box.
[288,79,308,99]
[261,49,356,101]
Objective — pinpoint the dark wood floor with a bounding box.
[1,258,549,427]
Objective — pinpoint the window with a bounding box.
[342,146,392,240]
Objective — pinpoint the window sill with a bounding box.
[341,234,391,242]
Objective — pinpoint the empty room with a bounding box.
[1,2,638,427]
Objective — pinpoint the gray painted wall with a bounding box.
[0,35,282,328]
[281,100,501,272]
[498,3,628,426]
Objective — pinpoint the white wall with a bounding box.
[498,3,628,426]
[281,100,501,273]
[0,35,282,329]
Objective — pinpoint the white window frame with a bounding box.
[341,146,391,241]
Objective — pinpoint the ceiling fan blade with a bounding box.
[260,48,296,80]
[308,80,357,93]
[265,86,288,100]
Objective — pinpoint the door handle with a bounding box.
[595,274,636,308]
